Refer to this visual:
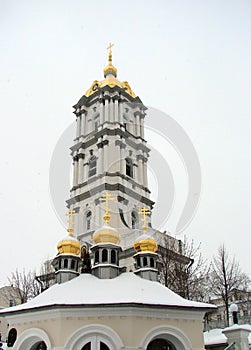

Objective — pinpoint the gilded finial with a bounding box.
[99,191,116,224]
[66,209,77,236]
[104,43,117,77]
[107,42,114,64]
[138,207,151,233]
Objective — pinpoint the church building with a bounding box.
[0,45,215,350]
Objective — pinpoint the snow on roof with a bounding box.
[204,326,251,346]
[0,272,215,314]
[204,329,227,346]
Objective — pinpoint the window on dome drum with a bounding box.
[102,249,108,262]
[150,257,154,268]
[71,260,75,269]
[88,156,97,177]
[147,338,175,350]
[111,249,116,264]
[86,211,92,230]
[95,250,99,264]
[143,257,147,267]
[64,259,68,269]
[131,211,138,229]
[126,158,133,178]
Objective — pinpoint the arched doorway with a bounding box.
[147,338,176,350]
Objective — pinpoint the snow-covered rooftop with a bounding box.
[204,325,251,346]
[0,272,215,315]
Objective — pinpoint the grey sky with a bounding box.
[0,0,250,286]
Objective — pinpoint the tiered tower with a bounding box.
[67,44,154,249]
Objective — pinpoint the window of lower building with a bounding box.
[147,338,175,350]
[81,341,110,350]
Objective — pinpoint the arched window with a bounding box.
[7,328,17,347]
[64,259,68,269]
[100,342,110,350]
[126,158,133,178]
[131,211,138,229]
[32,342,47,350]
[111,250,116,264]
[150,257,154,268]
[86,211,92,231]
[137,257,141,268]
[71,260,76,270]
[81,341,110,350]
[102,249,108,262]
[82,343,91,350]
[95,250,99,264]
[147,338,175,350]
[143,257,148,267]
[88,156,97,177]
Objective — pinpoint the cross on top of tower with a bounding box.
[66,209,77,236]
[138,207,151,233]
[107,42,114,62]
[99,191,116,224]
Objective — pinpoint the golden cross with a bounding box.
[107,42,114,55]
[138,207,151,233]
[66,208,77,235]
[99,191,115,224]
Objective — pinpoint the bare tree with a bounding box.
[159,234,211,301]
[210,244,250,326]
[8,269,41,304]
[35,259,55,292]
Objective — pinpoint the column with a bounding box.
[140,116,145,139]
[135,114,140,137]
[78,155,84,184]
[73,156,79,187]
[104,99,109,122]
[81,113,85,137]
[99,101,104,125]
[76,116,81,139]
[114,99,119,123]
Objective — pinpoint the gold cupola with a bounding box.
[92,192,120,245]
[57,209,81,255]
[84,43,137,98]
[134,207,158,253]
[134,233,158,253]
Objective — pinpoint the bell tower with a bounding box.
[67,44,154,247]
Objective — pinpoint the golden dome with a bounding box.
[93,225,120,245]
[84,44,137,98]
[134,233,158,253]
[57,233,81,255]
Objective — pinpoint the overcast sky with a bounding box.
[0,0,250,286]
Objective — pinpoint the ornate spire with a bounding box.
[99,191,116,224]
[66,208,77,236]
[138,207,151,233]
[103,42,117,77]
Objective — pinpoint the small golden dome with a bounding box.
[134,233,158,253]
[84,44,137,98]
[93,225,120,245]
[103,61,117,77]
[57,233,81,255]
